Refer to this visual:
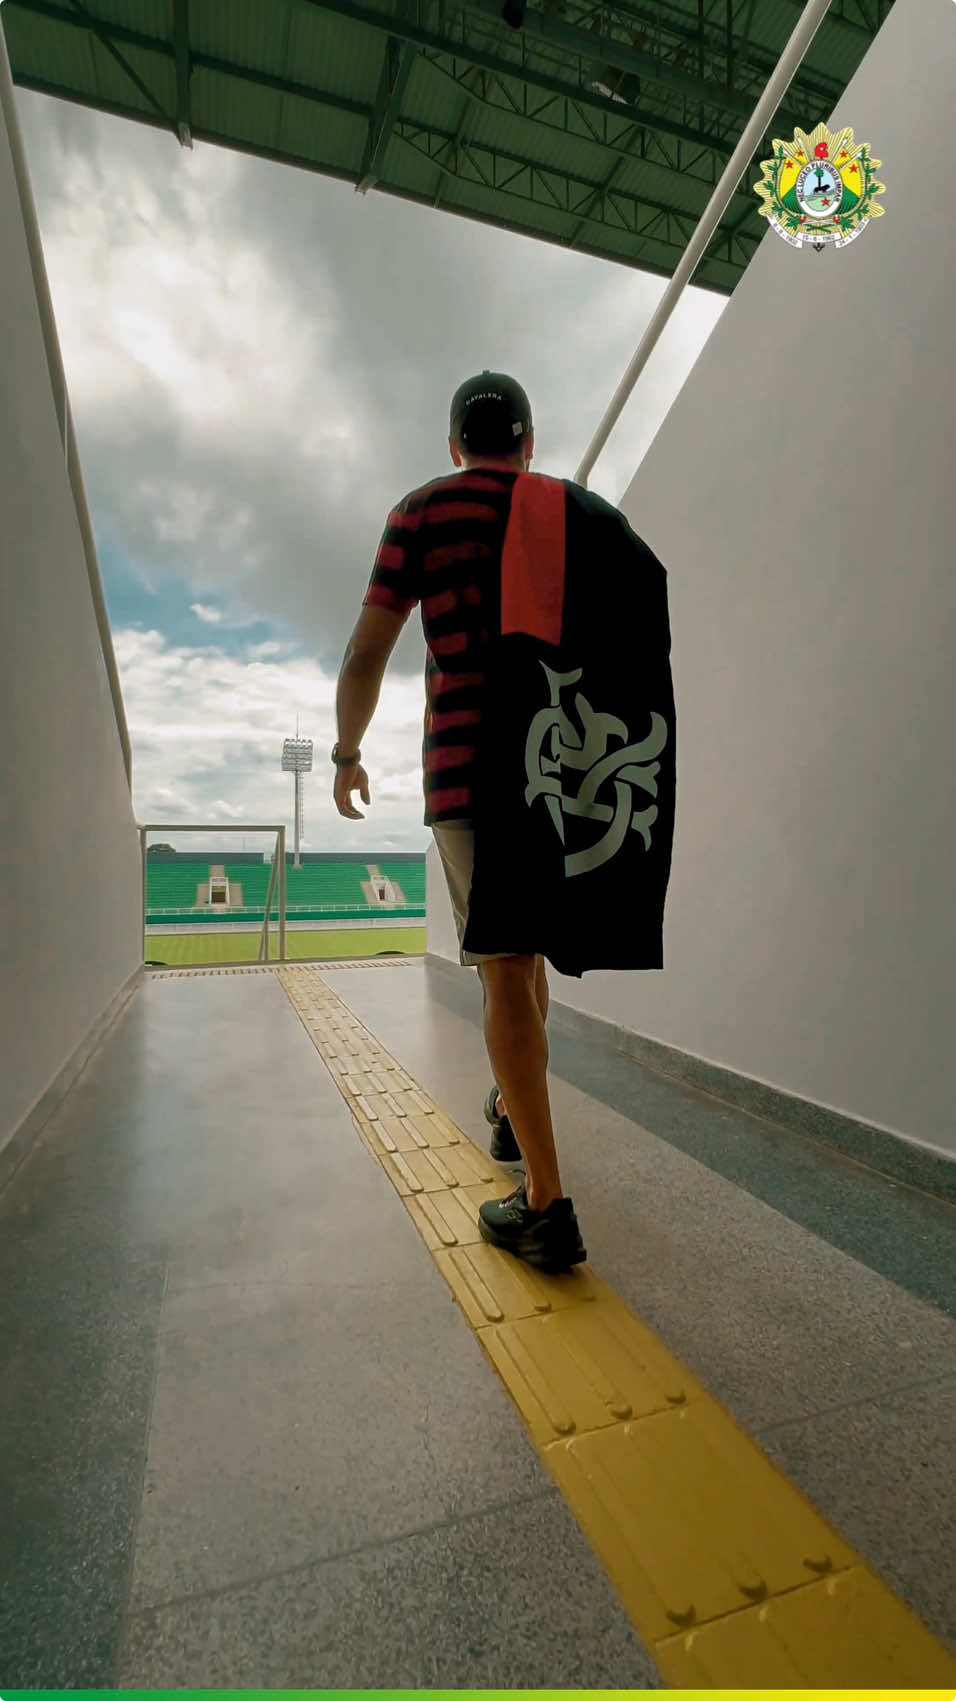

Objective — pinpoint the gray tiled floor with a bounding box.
[2,960,954,1689]
[130,1255,549,1612]
[760,1374,956,1644]
[119,1492,658,1689]
[0,968,653,1690]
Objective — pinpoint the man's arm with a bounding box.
[336,486,421,756]
[335,603,411,753]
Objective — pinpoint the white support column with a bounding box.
[575,0,835,488]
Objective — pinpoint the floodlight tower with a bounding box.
[281,726,313,869]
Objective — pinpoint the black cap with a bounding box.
[449,370,533,455]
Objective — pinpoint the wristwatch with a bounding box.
[331,741,361,766]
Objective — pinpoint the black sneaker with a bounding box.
[478,1182,587,1273]
[484,1084,523,1166]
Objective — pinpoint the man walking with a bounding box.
[332,372,675,1275]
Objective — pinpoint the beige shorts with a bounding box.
[431,821,524,968]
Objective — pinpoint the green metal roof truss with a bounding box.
[3,0,893,294]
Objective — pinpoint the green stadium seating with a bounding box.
[376,862,426,903]
[145,861,209,908]
[145,859,425,920]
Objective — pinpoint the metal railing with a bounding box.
[574,0,835,488]
[139,824,287,962]
[1,35,133,790]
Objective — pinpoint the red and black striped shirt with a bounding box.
[362,467,521,826]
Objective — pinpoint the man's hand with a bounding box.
[333,761,371,819]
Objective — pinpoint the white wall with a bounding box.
[0,38,143,1165]
[428,0,956,1160]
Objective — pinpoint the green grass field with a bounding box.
[144,927,427,966]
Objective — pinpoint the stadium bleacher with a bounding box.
[145,861,210,909]
[145,858,425,919]
[375,862,426,905]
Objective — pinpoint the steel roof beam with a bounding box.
[357,34,417,192]
[5,5,753,251]
[578,0,869,57]
[504,0,847,113]
[3,1,370,120]
[298,0,810,130]
[10,0,740,197]
[785,0,879,33]
[431,82,478,208]
[424,51,730,191]
[565,148,630,249]
[396,111,760,256]
[4,67,739,291]
[4,0,750,159]
[173,0,192,149]
[462,0,785,119]
[7,0,818,173]
[0,0,809,258]
[419,43,747,157]
[58,0,170,125]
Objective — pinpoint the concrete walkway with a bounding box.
[1,959,953,1688]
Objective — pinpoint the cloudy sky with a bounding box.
[16,81,726,854]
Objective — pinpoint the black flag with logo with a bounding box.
[460,472,677,978]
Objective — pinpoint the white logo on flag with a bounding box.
[524,662,669,876]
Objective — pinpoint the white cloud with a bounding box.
[247,640,287,659]
[116,627,428,851]
[16,86,727,850]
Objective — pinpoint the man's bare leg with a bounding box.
[495,954,547,1119]
[479,954,561,1211]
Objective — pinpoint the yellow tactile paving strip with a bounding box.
[146,955,423,977]
[278,964,956,1687]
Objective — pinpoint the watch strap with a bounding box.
[332,743,361,766]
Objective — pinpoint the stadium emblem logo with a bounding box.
[524,663,668,876]
[754,122,885,252]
